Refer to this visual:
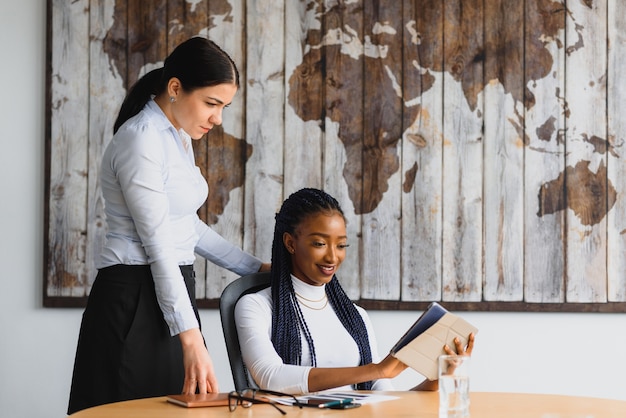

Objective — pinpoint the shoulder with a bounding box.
[107,110,170,164]
[235,287,273,316]
[115,109,162,145]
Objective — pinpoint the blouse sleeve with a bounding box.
[235,291,311,394]
[194,220,263,276]
[111,124,197,336]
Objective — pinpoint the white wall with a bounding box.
[1,2,624,417]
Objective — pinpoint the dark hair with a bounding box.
[113,37,239,133]
[270,188,373,390]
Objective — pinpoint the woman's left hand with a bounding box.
[413,333,475,392]
[444,332,475,356]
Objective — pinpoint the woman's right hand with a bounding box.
[376,354,409,379]
[179,328,219,394]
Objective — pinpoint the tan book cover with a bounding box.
[166,392,230,408]
[390,302,478,380]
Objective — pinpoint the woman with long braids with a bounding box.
[235,188,474,394]
[67,37,269,414]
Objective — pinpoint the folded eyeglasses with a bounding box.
[228,388,303,414]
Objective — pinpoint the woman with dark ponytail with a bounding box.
[235,188,474,394]
[68,37,269,414]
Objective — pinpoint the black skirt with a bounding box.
[67,264,200,414]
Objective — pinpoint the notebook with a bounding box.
[390,302,478,380]
[166,392,230,408]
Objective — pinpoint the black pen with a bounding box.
[310,398,355,409]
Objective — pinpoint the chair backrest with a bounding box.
[219,271,271,391]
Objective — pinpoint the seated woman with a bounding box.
[235,188,474,394]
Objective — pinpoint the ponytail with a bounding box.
[113,68,164,133]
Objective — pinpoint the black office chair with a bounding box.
[219,271,271,391]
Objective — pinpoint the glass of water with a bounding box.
[438,354,471,418]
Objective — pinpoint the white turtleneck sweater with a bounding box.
[234,275,394,394]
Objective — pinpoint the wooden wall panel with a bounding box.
[440,0,483,302]
[482,0,524,301]
[284,0,323,196]
[400,0,443,302]
[44,0,626,312]
[243,0,285,262]
[564,1,608,302]
[360,0,403,300]
[46,0,90,298]
[202,0,248,299]
[607,0,626,301]
[318,1,363,299]
[523,0,566,303]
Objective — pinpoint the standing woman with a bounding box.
[68,37,269,414]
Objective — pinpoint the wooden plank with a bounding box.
[482,0,524,301]
[523,0,566,303]
[126,0,167,85]
[359,0,403,300]
[607,0,626,302]
[46,0,90,297]
[164,0,211,298]
[202,0,249,298]
[400,0,443,302]
[564,1,608,303]
[284,0,323,195]
[320,1,363,299]
[85,0,127,293]
[102,0,128,92]
[243,0,286,261]
[166,0,210,297]
[441,0,483,302]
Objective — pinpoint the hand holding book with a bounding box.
[390,302,478,380]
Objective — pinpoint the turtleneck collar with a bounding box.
[290,274,327,300]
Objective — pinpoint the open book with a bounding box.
[390,302,478,380]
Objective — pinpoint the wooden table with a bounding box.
[69,391,626,417]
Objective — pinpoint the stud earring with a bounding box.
[169,96,175,103]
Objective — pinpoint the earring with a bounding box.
[169,96,175,103]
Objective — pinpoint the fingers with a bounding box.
[465,332,475,355]
[179,329,220,395]
[207,374,219,393]
[197,377,207,394]
[182,374,218,394]
[183,376,197,395]
[443,332,476,356]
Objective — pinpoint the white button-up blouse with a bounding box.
[99,99,262,335]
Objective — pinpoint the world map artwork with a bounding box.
[101,0,614,224]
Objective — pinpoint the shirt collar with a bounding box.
[145,99,192,145]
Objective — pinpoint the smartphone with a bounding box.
[300,397,356,409]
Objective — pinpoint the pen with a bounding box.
[316,398,354,409]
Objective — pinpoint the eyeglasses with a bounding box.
[228,388,303,414]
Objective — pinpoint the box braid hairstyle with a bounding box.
[270,188,373,390]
